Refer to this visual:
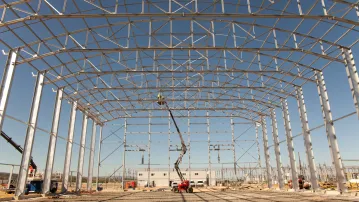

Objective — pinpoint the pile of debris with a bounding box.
[229,183,265,191]
[320,182,336,190]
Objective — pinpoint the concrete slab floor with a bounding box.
[16,189,359,202]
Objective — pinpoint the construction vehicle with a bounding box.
[125,181,136,190]
[0,131,56,194]
[157,93,193,193]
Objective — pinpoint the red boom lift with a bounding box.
[157,94,193,193]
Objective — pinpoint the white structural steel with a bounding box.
[0,0,358,197]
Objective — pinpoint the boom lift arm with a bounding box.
[158,93,192,193]
[0,131,37,170]
[165,102,187,182]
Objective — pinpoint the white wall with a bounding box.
[137,170,216,187]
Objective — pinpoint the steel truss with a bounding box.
[0,0,358,196]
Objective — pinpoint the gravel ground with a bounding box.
[13,188,359,202]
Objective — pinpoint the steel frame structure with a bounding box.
[0,0,359,197]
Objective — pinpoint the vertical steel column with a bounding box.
[87,121,97,191]
[168,112,171,185]
[62,101,77,192]
[261,117,272,188]
[42,88,63,195]
[296,87,319,190]
[281,98,299,190]
[342,48,359,118]
[7,165,14,189]
[96,125,103,191]
[187,110,191,182]
[230,116,236,176]
[15,72,44,197]
[122,119,127,190]
[270,109,284,189]
[255,124,262,182]
[206,111,212,186]
[148,112,151,187]
[315,71,347,192]
[75,113,88,192]
[0,50,18,134]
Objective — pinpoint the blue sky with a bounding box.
[0,0,359,178]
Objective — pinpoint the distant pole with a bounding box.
[7,165,14,189]
[122,118,127,190]
[298,152,302,176]
[261,117,272,188]
[221,164,224,183]
[96,126,103,191]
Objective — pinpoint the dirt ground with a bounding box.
[0,191,13,199]
[11,188,359,202]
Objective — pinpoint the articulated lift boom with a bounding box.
[0,131,37,171]
[166,102,187,183]
[158,94,193,193]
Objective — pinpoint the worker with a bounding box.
[29,165,34,176]
[157,92,166,105]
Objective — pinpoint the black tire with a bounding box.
[173,187,178,193]
[188,187,193,193]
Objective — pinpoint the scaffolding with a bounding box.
[0,0,359,198]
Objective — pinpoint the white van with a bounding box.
[196,180,204,187]
[171,182,178,191]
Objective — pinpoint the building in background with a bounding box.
[136,168,216,187]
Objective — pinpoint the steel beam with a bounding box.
[148,112,152,187]
[62,101,77,192]
[296,87,319,190]
[7,165,14,189]
[57,47,338,61]
[21,47,341,64]
[187,110,191,182]
[255,124,262,182]
[80,70,288,74]
[87,121,97,191]
[65,86,269,98]
[88,98,279,108]
[15,72,44,197]
[270,109,284,189]
[207,111,212,186]
[49,69,311,86]
[168,113,171,185]
[96,126,103,191]
[0,50,18,136]
[42,88,63,195]
[76,113,88,192]
[231,116,237,176]
[296,87,319,191]
[315,71,347,192]
[281,98,299,191]
[122,119,127,190]
[342,48,359,118]
[100,107,268,116]
[261,117,272,188]
[28,13,356,24]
